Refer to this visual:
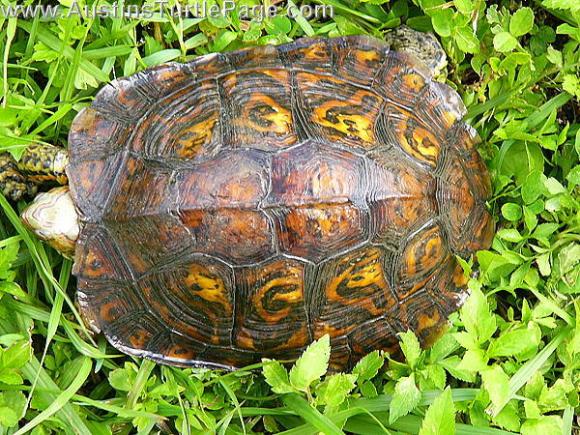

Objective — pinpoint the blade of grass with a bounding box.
[281,394,344,435]
[279,389,480,435]
[287,0,315,36]
[1,16,16,107]
[14,357,92,435]
[218,378,246,435]
[562,406,573,435]
[345,414,517,434]
[17,20,109,83]
[313,0,381,23]
[488,326,572,417]
[0,194,94,343]
[0,311,91,435]
[127,359,156,409]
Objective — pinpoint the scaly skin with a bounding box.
[0,152,38,201]
[17,144,69,185]
[385,26,448,78]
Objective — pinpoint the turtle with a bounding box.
[2,27,494,370]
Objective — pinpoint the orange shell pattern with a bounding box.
[68,36,493,370]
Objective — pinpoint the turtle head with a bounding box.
[22,186,79,259]
[385,26,448,79]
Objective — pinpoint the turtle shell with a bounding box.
[68,36,493,370]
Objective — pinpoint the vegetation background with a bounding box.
[0,0,578,433]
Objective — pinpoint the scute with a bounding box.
[69,35,493,370]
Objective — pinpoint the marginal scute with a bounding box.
[69,35,494,371]
[282,38,331,72]
[73,224,131,282]
[348,316,400,358]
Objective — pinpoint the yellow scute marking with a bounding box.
[185,264,232,314]
[325,249,387,315]
[397,118,440,165]
[245,95,292,135]
[403,73,425,92]
[254,271,303,323]
[314,102,375,143]
[356,49,380,63]
[177,118,217,158]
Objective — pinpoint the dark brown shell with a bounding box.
[68,36,493,370]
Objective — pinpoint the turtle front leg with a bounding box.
[0,152,38,201]
[18,144,69,185]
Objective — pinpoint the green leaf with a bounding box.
[108,368,133,392]
[524,372,545,400]
[537,379,575,412]
[458,349,488,372]
[210,30,238,52]
[493,401,521,432]
[520,415,563,435]
[352,350,384,382]
[418,388,455,435]
[542,0,580,12]
[487,327,540,358]
[316,373,357,407]
[389,374,421,424]
[566,165,580,186]
[1,340,31,369]
[453,0,473,14]
[544,177,566,195]
[262,360,295,395]
[523,206,538,231]
[497,228,523,243]
[460,284,497,345]
[524,399,542,418]
[429,333,460,362]
[424,365,447,390]
[501,203,522,221]
[0,406,18,428]
[482,366,510,409]
[522,171,548,203]
[431,9,454,37]
[0,369,23,385]
[289,335,330,392]
[454,26,480,53]
[510,8,534,37]
[494,32,518,52]
[399,330,422,368]
[501,143,544,185]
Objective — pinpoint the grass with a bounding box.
[0,0,578,433]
